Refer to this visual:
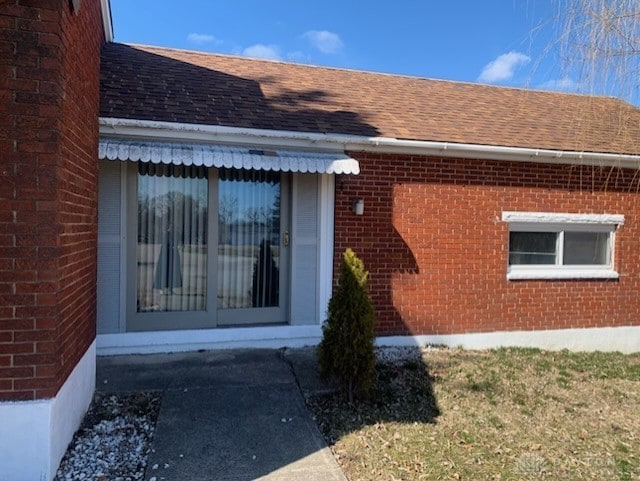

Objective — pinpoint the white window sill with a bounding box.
[507,269,619,280]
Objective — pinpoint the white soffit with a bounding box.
[98,137,360,174]
[99,117,640,170]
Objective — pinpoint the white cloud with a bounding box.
[478,51,531,83]
[303,30,343,54]
[187,33,219,44]
[242,44,282,61]
[537,77,581,92]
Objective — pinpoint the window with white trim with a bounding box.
[502,212,624,280]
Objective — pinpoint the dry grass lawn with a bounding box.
[308,347,640,480]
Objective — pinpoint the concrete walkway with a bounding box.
[96,349,346,481]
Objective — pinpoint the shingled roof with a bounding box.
[100,42,640,156]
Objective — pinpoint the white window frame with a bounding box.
[502,212,624,280]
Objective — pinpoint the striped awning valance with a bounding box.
[98,137,360,174]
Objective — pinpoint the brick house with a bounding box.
[96,43,640,353]
[2,1,640,479]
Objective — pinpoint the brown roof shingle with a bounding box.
[100,43,640,156]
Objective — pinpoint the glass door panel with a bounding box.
[217,169,287,325]
[136,164,208,313]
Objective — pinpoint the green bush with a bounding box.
[317,248,376,401]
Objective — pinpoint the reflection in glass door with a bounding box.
[136,164,209,313]
[217,169,287,325]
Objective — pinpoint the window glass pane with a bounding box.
[137,164,208,312]
[563,232,610,265]
[509,252,558,265]
[218,169,281,309]
[509,232,557,265]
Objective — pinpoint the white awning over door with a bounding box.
[98,137,360,174]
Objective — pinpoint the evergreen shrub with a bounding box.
[317,248,376,401]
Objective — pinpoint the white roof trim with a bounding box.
[100,0,113,42]
[502,211,625,225]
[98,137,360,174]
[99,117,640,169]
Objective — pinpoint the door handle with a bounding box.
[283,231,290,247]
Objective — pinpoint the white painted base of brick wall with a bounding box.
[376,326,640,354]
[97,325,639,355]
[0,341,96,481]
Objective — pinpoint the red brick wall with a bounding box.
[335,152,640,336]
[0,0,104,400]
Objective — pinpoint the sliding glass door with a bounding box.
[127,164,288,331]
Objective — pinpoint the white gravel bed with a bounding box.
[375,345,443,365]
[55,392,161,481]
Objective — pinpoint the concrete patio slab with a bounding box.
[96,349,345,481]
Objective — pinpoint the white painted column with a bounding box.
[318,174,335,324]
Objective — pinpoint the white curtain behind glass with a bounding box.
[137,164,208,312]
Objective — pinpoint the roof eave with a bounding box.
[99,117,640,170]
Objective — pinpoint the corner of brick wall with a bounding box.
[0,0,103,401]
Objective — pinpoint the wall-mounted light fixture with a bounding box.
[352,199,364,216]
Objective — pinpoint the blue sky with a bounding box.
[110,1,574,92]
